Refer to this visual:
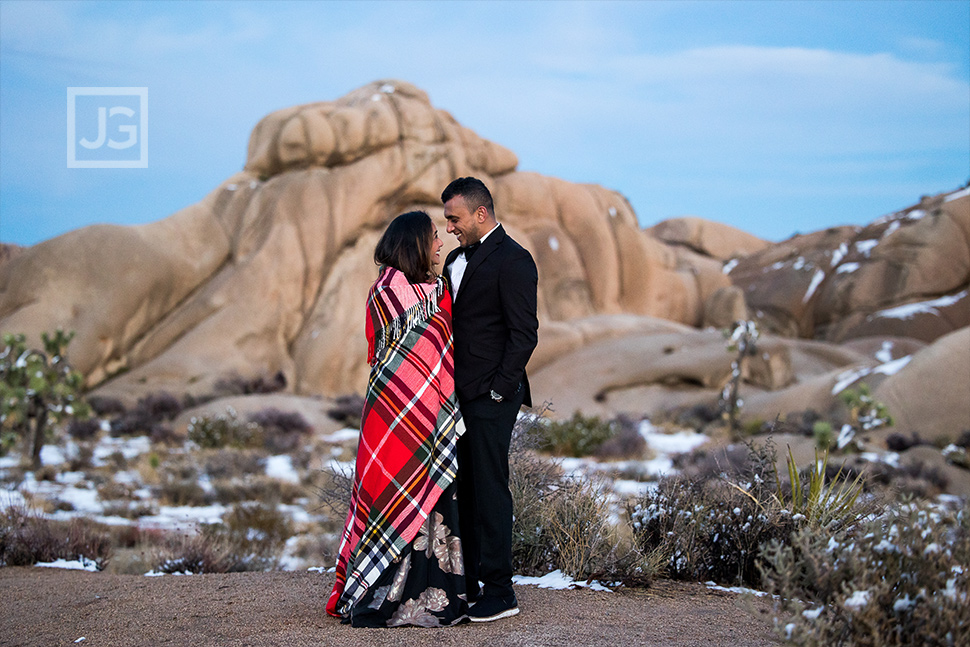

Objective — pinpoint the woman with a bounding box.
[326,211,468,627]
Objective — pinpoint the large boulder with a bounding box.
[0,80,725,403]
[728,189,970,343]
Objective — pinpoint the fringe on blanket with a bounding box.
[370,277,445,361]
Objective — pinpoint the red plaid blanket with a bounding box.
[327,267,464,617]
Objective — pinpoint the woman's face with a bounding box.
[430,227,443,268]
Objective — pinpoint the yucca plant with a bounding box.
[783,447,867,532]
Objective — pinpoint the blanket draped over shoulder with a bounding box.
[327,267,464,618]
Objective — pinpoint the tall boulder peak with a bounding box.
[0,80,726,403]
[244,80,518,180]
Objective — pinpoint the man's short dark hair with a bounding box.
[441,177,494,217]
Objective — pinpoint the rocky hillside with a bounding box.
[0,80,968,442]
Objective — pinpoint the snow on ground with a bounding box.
[638,422,708,455]
[266,455,300,483]
[513,569,613,592]
[34,557,100,572]
[321,428,359,443]
[705,581,774,597]
[137,504,229,531]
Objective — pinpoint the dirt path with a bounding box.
[0,568,782,647]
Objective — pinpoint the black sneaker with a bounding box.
[468,594,519,622]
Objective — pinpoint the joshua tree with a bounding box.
[0,330,90,468]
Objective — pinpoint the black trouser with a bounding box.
[456,388,524,600]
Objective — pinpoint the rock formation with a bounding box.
[1,80,968,445]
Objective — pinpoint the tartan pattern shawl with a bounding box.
[327,267,465,618]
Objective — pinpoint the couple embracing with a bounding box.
[325,177,540,627]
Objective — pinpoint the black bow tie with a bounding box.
[462,241,482,259]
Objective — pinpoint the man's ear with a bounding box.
[476,206,488,222]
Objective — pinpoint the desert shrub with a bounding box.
[100,501,157,520]
[151,531,235,574]
[248,408,311,453]
[106,391,183,439]
[0,506,112,569]
[327,394,365,428]
[594,415,646,460]
[211,476,303,506]
[508,408,655,585]
[202,448,266,480]
[86,395,127,417]
[813,421,835,450]
[153,460,210,506]
[628,476,796,586]
[213,371,286,396]
[539,412,617,457]
[187,408,262,449]
[155,478,210,507]
[217,502,294,570]
[67,418,101,441]
[763,499,970,647]
[629,443,868,587]
[137,392,183,421]
[150,502,293,573]
[885,432,928,452]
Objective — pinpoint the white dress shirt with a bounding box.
[449,223,499,298]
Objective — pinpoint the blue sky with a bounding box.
[1,0,968,246]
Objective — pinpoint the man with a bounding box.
[441,176,539,623]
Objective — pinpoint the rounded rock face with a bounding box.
[0,80,717,402]
[727,190,970,343]
[1,81,966,445]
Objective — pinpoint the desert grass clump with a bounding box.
[151,502,294,573]
[762,499,970,647]
[0,505,112,569]
[151,531,235,574]
[187,407,262,449]
[508,407,655,585]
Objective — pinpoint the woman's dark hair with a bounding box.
[374,211,436,283]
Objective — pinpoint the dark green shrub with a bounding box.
[539,412,617,457]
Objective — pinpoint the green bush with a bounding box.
[538,412,617,457]
[0,331,91,466]
[762,499,970,647]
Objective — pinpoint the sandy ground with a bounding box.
[0,568,783,647]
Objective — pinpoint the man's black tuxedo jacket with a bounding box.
[444,224,539,407]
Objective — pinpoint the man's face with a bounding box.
[444,195,483,248]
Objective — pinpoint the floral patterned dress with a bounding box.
[346,483,468,627]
